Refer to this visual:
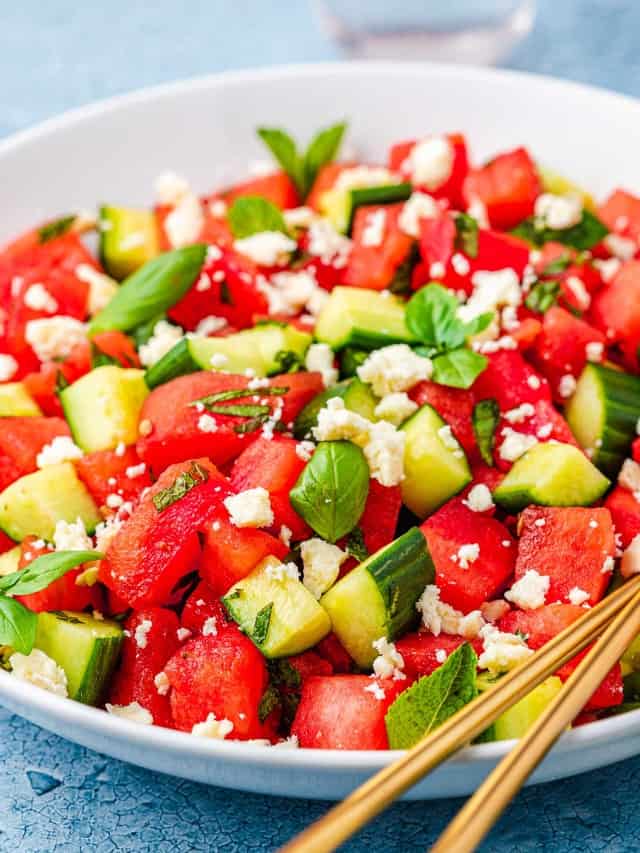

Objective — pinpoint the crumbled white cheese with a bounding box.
[202,616,218,637]
[398,191,439,237]
[36,435,83,468]
[25,316,86,362]
[371,636,406,680]
[504,403,535,424]
[451,543,480,570]
[415,584,486,638]
[374,392,418,426]
[534,193,583,230]
[165,192,204,248]
[210,353,228,369]
[106,701,154,725]
[361,208,387,247]
[307,219,352,267]
[138,320,183,367]
[279,525,292,548]
[477,624,533,674]
[334,166,398,192]
[300,538,347,599]
[429,261,446,279]
[197,414,218,434]
[527,375,542,390]
[363,420,406,487]
[53,517,92,552]
[313,397,372,446]
[585,341,604,362]
[357,344,432,397]
[305,343,338,388]
[364,681,386,701]
[458,268,521,324]
[233,231,297,266]
[134,618,153,649]
[224,488,274,528]
[106,494,124,509]
[295,441,315,462]
[435,649,448,664]
[0,354,18,381]
[94,515,124,552]
[451,253,471,276]
[567,587,590,606]
[594,257,621,283]
[604,233,637,261]
[194,315,228,336]
[283,206,315,229]
[499,428,537,462]
[405,137,454,189]
[467,197,489,228]
[24,283,58,313]
[462,483,495,513]
[619,459,640,493]
[565,276,591,311]
[601,555,615,574]
[192,715,233,741]
[125,462,146,479]
[437,424,464,458]
[154,671,170,696]
[504,570,550,610]
[154,171,191,205]
[10,649,68,697]
[177,627,192,642]
[75,264,118,315]
[260,269,324,317]
[621,534,640,578]
[558,374,577,399]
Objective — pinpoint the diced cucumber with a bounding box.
[319,183,412,234]
[292,377,378,439]
[314,287,416,351]
[492,676,563,740]
[0,546,21,576]
[0,382,42,416]
[222,556,331,658]
[0,462,101,541]
[35,611,123,705]
[99,205,160,280]
[61,365,149,452]
[400,404,472,519]
[320,528,433,667]
[145,323,312,388]
[565,363,640,477]
[339,347,370,378]
[493,442,610,513]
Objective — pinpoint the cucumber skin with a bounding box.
[346,183,412,234]
[74,635,123,705]
[590,364,640,477]
[145,338,200,388]
[293,382,350,439]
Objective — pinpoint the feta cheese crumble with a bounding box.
[10,649,68,697]
[264,560,300,583]
[373,392,418,426]
[437,424,464,458]
[462,484,495,513]
[619,459,640,493]
[305,343,338,388]
[233,231,297,266]
[224,487,274,528]
[106,701,154,725]
[300,538,348,599]
[567,587,590,606]
[154,671,170,696]
[138,320,183,367]
[25,316,86,362]
[558,374,577,399]
[191,713,235,739]
[499,429,537,462]
[154,171,190,205]
[202,616,218,637]
[458,268,521,324]
[504,403,535,424]
[416,584,486,638]
[76,264,118,315]
[197,414,219,433]
[451,543,480,569]
[52,518,92,552]
[36,435,83,468]
[0,353,18,381]
[405,136,454,189]
[534,193,583,230]
[363,420,406,487]
[504,570,550,610]
[361,208,387,247]
[357,344,432,397]
[24,283,58,313]
[165,192,204,248]
[478,625,533,674]
[398,192,439,237]
[194,315,228,336]
[371,636,405,680]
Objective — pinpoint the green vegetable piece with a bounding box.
[472,399,500,466]
[432,348,488,389]
[258,684,281,723]
[257,128,304,193]
[454,212,479,258]
[511,209,608,251]
[346,526,369,562]
[0,550,103,597]
[0,596,37,655]
[303,122,348,196]
[228,196,288,239]
[253,602,274,646]
[152,461,209,512]
[38,214,76,244]
[385,643,478,749]
[525,279,561,313]
[290,441,370,543]
[88,244,207,334]
[406,284,492,354]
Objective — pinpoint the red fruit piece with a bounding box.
[605,486,640,548]
[75,446,151,510]
[224,171,299,210]
[314,633,353,673]
[411,380,477,460]
[181,580,229,635]
[0,416,70,483]
[598,189,640,245]
[342,204,413,291]
[389,134,469,208]
[471,349,550,412]
[395,633,483,679]
[462,147,541,230]
[357,480,402,556]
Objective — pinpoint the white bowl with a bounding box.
[1,62,640,800]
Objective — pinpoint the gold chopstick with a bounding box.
[431,583,640,853]
[280,575,640,853]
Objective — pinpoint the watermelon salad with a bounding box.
[2,121,640,752]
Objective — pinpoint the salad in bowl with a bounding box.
[1,117,640,752]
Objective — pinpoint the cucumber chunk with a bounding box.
[0,546,21,577]
[222,556,331,658]
[0,382,42,416]
[314,287,416,351]
[492,676,563,740]
[61,365,149,452]
[145,323,312,388]
[565,363,640,477]
[493,442,610,513]
[320,183,412,234]
[99,205,160,280]
[0,462,101,541]
[35,611,123,705]
[400,404,472,518]
[292,377,377,439]
[321,528,433,667]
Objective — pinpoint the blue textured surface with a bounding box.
[2,1,640,850]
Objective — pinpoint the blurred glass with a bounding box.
[313,0,536,65]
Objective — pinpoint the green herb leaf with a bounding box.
[37,215,76,244]
[540,254,572,276]
[388,244,419,295]
[385,642,478,749]
[228,196,288,239]
[258,684,280,723]
[454,213,479,258]
[152,461,209,512]
[275,349,304,374]
[303,122,348,197]
[267,658,302,690]
[511,209,608,251]
[290,440,370,543]
[257,128,304,193]
[406,284,467,352]
[432,348,488,389]
[0,550,103,597]
[206,403,270,418]
[253,602,274,646]
[233,414,271,434]
[88,245,207,334]
[346,526,369,562]
[462,312,494,339]
[54,370,69,395]
[472,398,500,466]
[525,279,561,313]
[190,386,288,409]
[132,313,166,348]
[0,597,37,655]
[90,341,120,369]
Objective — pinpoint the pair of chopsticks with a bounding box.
[281,575,640,853]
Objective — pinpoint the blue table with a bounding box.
[2,1,640,850]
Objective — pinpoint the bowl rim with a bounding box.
[1,59,639,770]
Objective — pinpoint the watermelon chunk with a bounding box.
[75,445,151,509]
[471,350,551,412]
[604,486,640,548]
[395,632,482,679]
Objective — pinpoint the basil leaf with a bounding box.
[253,602,274,646]
[132,313,165,348]
[206,403,270,419]
[190,386,288,409]
[290,441,370,543]
[512,209,608,251]
[472,398,500,466]
[432,348,487,389]
[406,284,467,352]
[0,550,103,597]
[0,597,37,655]
[38,214,77,244]
[462,311,494,339]
[303,121,347,197]
[346,526,369,562]
[525,279,561,313]
[88,245,207,334]
[454,213,479,258]
[228,196,288,239]
[257,128,304,194]
[152,461,209,512]
[385,642,478,749]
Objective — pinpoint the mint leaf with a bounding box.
[432,348,487,389]
[253,601,274,646]
[540,254,572,276]
[0,597,37,655]
[472,398,500,465]
[152,461,209,512]
[303,122,347,196]
[385,642,478,749]
[257,128,304,193]
[37,214,76,244]
[512,209,608,251]
[525,279,561,313]
[0,550,103,597]
[258,683,280,723]
[189,386,288,409]
[406,284,467,352]
[346,526,369,562]
[454,213,479,258]
[228,196,288,239]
